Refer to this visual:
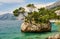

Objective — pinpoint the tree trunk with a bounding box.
[29,17,32,24]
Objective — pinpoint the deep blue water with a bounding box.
[0,20,60,39]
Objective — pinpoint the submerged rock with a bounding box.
[47,34,60,39]
[21,22,51,32]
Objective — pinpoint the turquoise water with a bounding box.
[0,20,60,39]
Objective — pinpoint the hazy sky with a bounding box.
[0,0,58,15]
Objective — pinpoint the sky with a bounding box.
[0,0,58,15]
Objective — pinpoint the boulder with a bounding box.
[47,34,60,39]
[21,22,51,32]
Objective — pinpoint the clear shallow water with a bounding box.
[0,20,60,39]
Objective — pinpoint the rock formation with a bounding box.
[47,34,60,39]
[21,22,51,32]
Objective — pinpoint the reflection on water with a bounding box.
[0,20,60,39]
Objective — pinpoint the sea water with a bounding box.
[0,20,60,39]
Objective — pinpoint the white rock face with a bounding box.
[55,10,60,16]
[21,23,28,31]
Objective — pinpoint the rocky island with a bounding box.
[13,1,60,33]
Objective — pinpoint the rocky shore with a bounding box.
[47,34,60,39]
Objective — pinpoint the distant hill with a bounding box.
[0,13,17,20]
[46,1,60,9]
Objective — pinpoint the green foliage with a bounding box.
[26,7,58,23]
[13,9,19,16]
[51,6,60,11]
[13,7,25,17]
[26,4,35,8]
[51,6,60,19]
[19,7,25,13]
[38,8,57,23]
[13,4,60,24]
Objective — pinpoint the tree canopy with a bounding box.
[13,4,60,24]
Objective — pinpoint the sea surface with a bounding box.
[0,20,60,39]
